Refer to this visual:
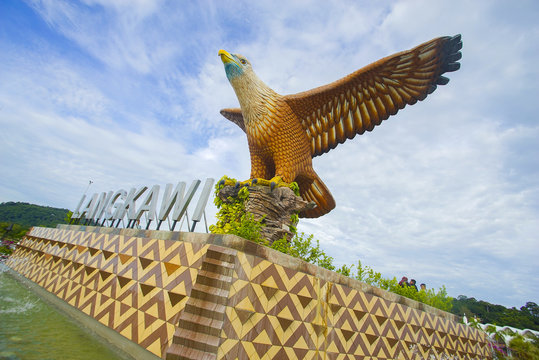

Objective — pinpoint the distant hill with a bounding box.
[0,201,69,228]
[451,295,539,331]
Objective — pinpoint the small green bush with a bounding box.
[209,176,267,245]
[508,334,539,359]
[0,244,13,255]
[352,260,453,312]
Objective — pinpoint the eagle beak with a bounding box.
[218,49,237,65]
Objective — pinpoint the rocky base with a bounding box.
[217,185,314,244]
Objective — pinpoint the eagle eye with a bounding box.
[240,59,247,65]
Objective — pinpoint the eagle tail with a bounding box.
[298,175,336,218]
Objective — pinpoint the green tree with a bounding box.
[0,202,70,227]
[1,222,31,255]
[451,296,539,331]
[521,302,539,319]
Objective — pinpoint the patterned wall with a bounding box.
[6,226,491,359]
[218,251,491,359]
[7,226,207,358]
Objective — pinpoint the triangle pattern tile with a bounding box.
[8,226,492,360]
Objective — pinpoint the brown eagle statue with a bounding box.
[219,35,462,218]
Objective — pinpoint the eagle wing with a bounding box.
[220,108,246,133]
[284,35,462,157]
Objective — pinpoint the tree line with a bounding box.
[0,201,70,228]
[451,295,539,331]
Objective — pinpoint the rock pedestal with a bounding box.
[218,185,314,244]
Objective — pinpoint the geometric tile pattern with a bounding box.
[7,226,492,360]
[218,252,492,359]
[7,226,208,358]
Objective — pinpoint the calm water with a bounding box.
[0,263,129,360]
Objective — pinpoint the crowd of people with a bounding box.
[398,276,427,291]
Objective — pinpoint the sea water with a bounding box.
[0,263,128,360]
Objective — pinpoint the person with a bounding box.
[398,276,409,287]
[409,279,418,291]
[420,283,427,291]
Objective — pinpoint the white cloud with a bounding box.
[24,0,187,74]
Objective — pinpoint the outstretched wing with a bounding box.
[220,108,246,133]
[284,35,463,157]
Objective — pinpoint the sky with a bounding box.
[1,0,538,310]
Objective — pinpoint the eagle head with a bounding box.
[218,49,252,81]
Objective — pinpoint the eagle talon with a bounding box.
[270,182,276,191]
[251,178,258,185]
[218,179,225,186]
[234,181,240,189]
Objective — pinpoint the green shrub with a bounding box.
[508,334,539,359]
[0,244,13,255]
[209,176,267,245]
[352,260,453,312]
[209,176,453,312]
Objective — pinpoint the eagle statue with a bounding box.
[219,35,462,218]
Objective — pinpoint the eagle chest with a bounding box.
[246,103,309,163]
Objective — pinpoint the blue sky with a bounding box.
[1,0,538,310]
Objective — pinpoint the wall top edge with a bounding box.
[52,224,458,322]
